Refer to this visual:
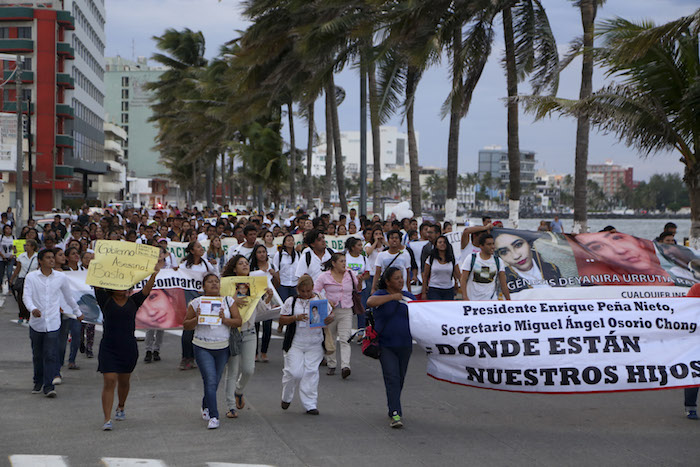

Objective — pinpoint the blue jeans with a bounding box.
[0,259,13,284]
[57,317,81,375]
[256,320,273,354]
[193,345,230,419]
[30,327,59,392]
[378,346,412,417]
[427,287,455,300]
[685,387,699,408]
[278,285,296,302]
[181,330,194,359]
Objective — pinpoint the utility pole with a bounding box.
[359,58,367,216]
[26,96,32,222]
[14,55,23,234]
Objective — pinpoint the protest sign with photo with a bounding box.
[198,297,223,325]
[86,240,160,290]
[220,275,270,323]
[13,239,25,255]
[409,297,700,393]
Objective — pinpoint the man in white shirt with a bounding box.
[345,208,361,231]
[24,249,83,397]
[295,230,332,282]
[229,224,258,262]
[460,233,510,301]
[372,230,412,293]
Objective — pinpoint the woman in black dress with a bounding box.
[95,264,160,431]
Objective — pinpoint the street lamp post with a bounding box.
[14,54,23,233]
[359,60,367,216]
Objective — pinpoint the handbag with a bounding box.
[361,309,381,359]
[348,271,364,315]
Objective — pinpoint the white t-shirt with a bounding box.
[0,234,14,261]
[425,258,456,289]
[230,243,256,262]
[295,247,332,282]
[461,253,505,300]
[374,250,411,291]
[364,242,384,274]
[345,252,367,290]
[273,249,299,287]
[16,252,39,278]
[409,240,429,283]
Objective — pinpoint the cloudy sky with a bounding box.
[105,0,698,181]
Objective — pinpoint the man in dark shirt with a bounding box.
[77,206,90,226]
[50,215,67,239]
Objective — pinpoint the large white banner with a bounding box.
[408,298,700,393]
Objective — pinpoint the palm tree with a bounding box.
[501,0,559,227]
[523,8,700,242]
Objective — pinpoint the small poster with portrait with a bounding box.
[198,297,223,326]
[309,299,328,328]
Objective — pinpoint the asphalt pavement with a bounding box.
[1,296,699,467]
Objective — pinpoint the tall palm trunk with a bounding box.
[327,77,347,212]
[368,60,382,215]
[287,101,296,210]
[323,90,333,208]
[205,158,213,208]
[220,153,225,206]
[573,0,597,234]
[446,26,463,223]
[503,6,521,229]
[687,165,700,249]
[406,67,421,217]
[306,101,315,210]
[229,153,234,203]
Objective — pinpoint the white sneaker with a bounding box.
[52,376,62,385]
[201,407,210,421]
[207,417,219,429]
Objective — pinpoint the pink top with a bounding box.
[314,270,358,309]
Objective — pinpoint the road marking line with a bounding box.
[9,455,68,467]
[102,458,167,467]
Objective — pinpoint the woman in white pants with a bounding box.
[314,253,361,379]
[280,275,333,414]
[221,254,273,418]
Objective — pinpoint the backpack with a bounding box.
[361,309,381,359]
[278,248,298,271]
[305,247,334,267]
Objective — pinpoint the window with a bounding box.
[121,101,128,111]
[17,27,32,39]
[122,77,129,87]
[121,113,128,124]
[123,125,128,134]
[121,89,129,99]
[21,58,31,70]
[0,28,9,39]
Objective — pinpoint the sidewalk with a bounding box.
[1,297,699,466]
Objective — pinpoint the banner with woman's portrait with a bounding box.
[471,228,700,300]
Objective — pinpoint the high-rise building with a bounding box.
[104,56,165,178]
[0,1,106,211]
[478,146,537,186]
[587,160,634,197]
[309,125,417,178]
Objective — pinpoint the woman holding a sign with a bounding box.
[250,244,277,363]
[279,275,333,414]
[10,238,39,323]
[95,262,161,431]
[183,273,242,429]
[222,254,274,419]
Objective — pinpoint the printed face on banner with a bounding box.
[571,232,673,286]
[484,228,699,298]
[491,229,569,293]
[135,288,187,329]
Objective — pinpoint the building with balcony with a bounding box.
[587,160,634,197]
[105,56,165,178]
[0,1,106,211]
[478,146,537,187]
[96,122,126,202]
